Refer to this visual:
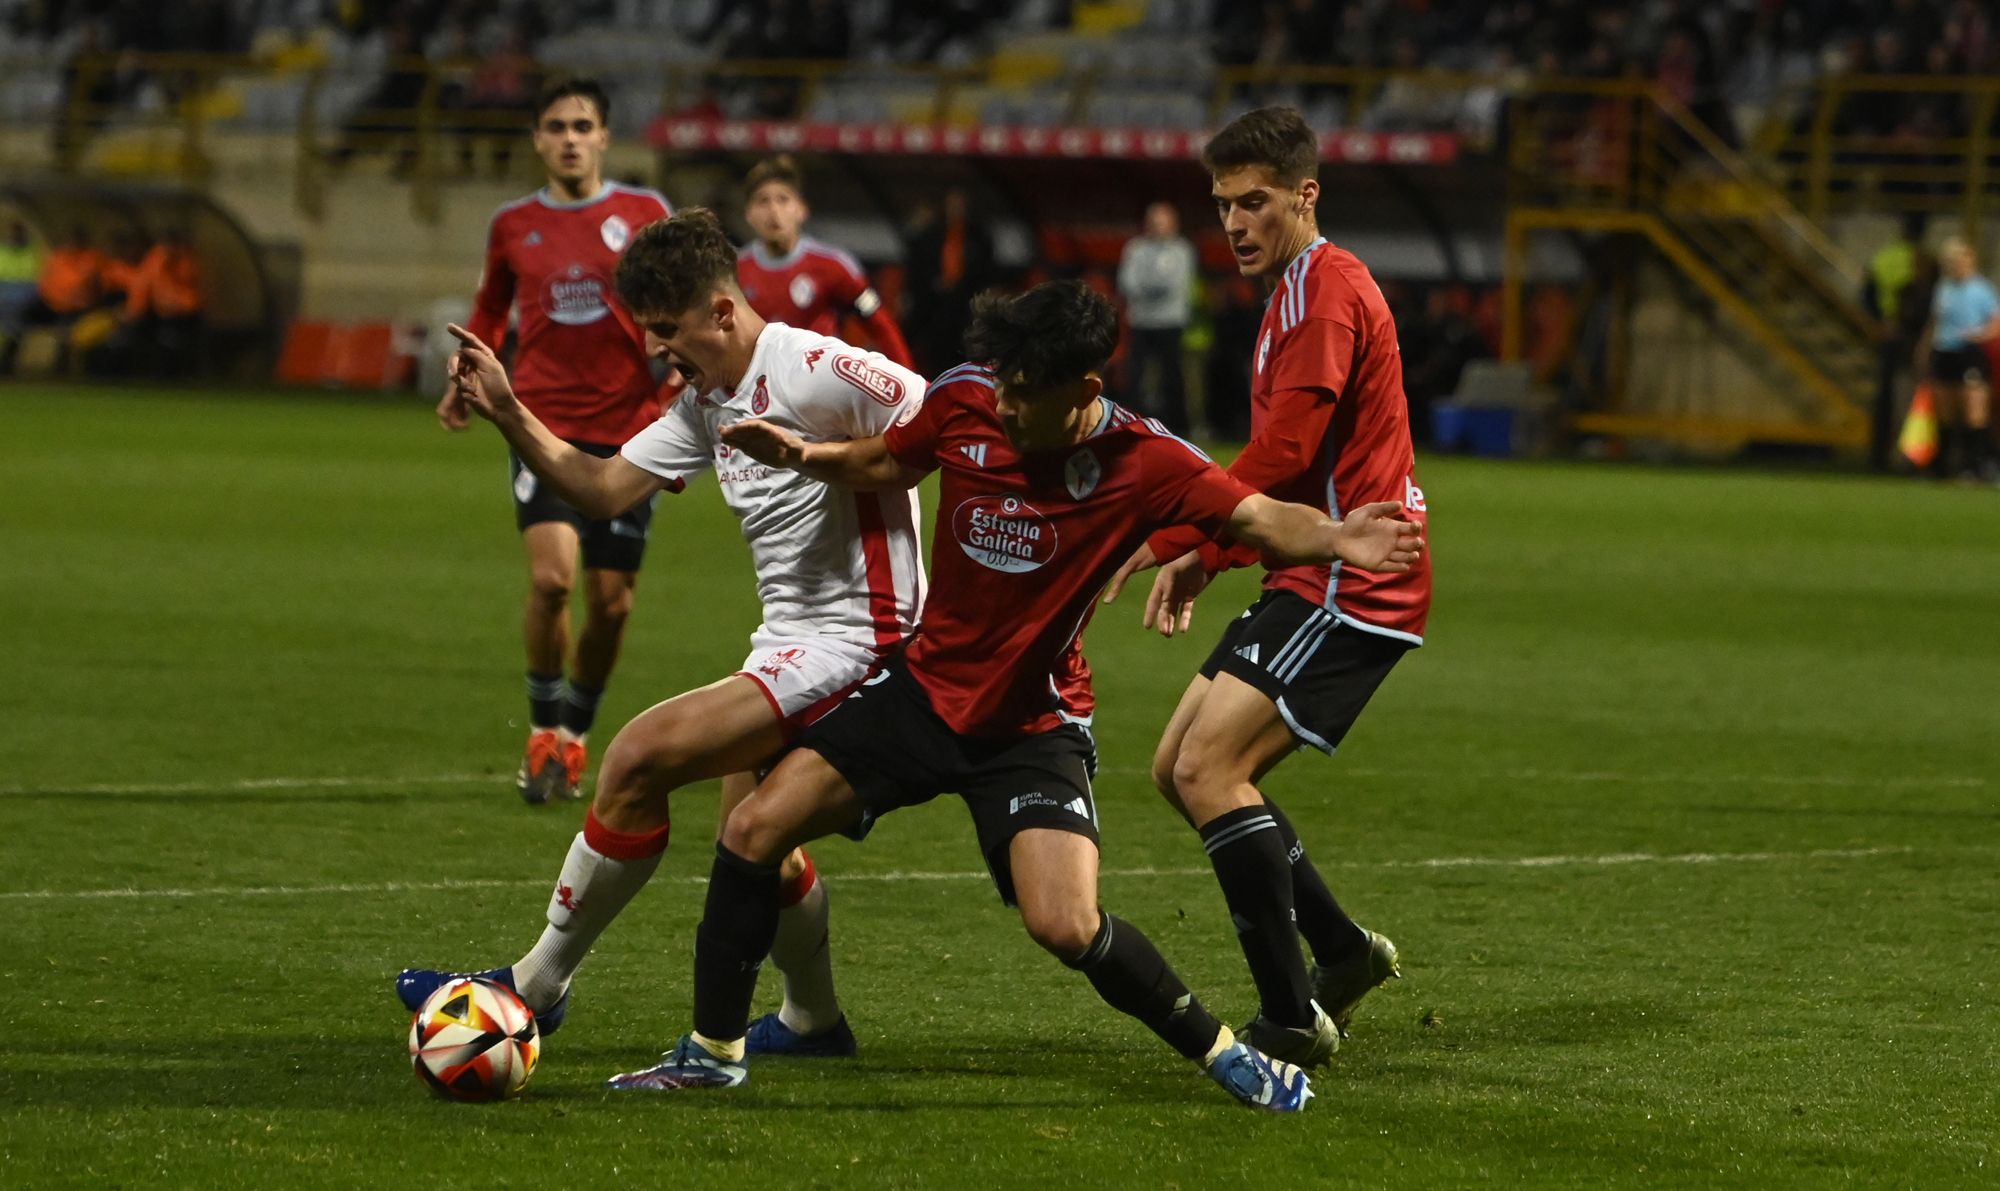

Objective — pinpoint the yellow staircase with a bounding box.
[1502,86,1877,449]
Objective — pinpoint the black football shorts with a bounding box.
[798,658,1100,906]
[508,441,656,572]
[1199,589,1410,754]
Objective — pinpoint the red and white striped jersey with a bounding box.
[620,323,928,649]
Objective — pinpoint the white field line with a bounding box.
[0,846,1910,903]
[0,765,1983,799]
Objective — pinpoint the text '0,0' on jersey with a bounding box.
[619,323,928,649]
[1150,237,1431,644]
[468,183,672,445]
[884,365,1259,738]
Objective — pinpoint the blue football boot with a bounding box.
[744,1012,858,1057]
[605,1035,748,1090]
[396,965,569,1036]
[1208,1039,1314,1112]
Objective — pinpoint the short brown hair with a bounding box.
[535,77,610,125]
[614,207,737,317]
[744,154,804,200]
[1202,106,1318,186]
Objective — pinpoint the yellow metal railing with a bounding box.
[1759,74,2000,234]
[1502,81,1875,443]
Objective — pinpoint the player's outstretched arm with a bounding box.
[1229,494,1425,573]
[445,323,662,518]
[719,418,927,490]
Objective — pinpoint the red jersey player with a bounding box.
[598,282,1423,1110]
[1103,106,1433,1068]
[438,78,672,805]
[736,155,914,369]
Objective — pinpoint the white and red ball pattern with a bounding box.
[408,977,540,1102]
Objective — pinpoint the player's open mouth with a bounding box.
[1234,243,1259,262]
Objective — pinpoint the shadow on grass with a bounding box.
[0,1033,1192,1112]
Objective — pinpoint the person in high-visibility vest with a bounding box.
[0,224,101,375]
[1862,213,1932,472]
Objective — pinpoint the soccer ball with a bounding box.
[408,976,540,1101]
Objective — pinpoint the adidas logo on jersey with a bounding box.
[959,444,989,467]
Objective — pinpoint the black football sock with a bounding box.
[526,670,563,731]
[1200,804,1314,1027]
[1064,912,1222,1062]
[559,680,604,737]
[1261,797,1366,967]
[691,843,782,1044]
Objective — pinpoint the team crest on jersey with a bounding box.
[542,264,612,325]
[789,273,818,309]
[833,354,906,407]
[953,495,1057,574]
[600,214,631,252]
[1257,330,1273,375]
[755,647,807,678]
[524,231,542,246]
[750,374,770,414]
[1064,448,1100,499]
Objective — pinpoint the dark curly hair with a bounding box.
[614,207,737,318]
[1202,105,1318,186]
[963,280,1120,392]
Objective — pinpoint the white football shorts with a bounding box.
[735,634,886,735]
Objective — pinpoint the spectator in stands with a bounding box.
[1399,285,1491,445]
[328,17,428,173]
[1116,201,1195,434]
[0,225,102,375]
[901,188,995,376]
[1202,273,1261,440]
[462,23,542,172]
[0,219,41,349]
[1916,235,2000,481]
[1862,213,1933,472]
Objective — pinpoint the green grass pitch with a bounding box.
[1,384,1996,1188]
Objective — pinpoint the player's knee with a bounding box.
[1169,741,1224,799]
[587,584,635,626]
[596,728,695,809]
[1150,745,1181,799]
[1020,900,1101,960]
[528,568,571,610]
[717,800,787,866]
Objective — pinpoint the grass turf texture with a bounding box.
[2,384,1996,1188]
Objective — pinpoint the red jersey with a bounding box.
[466,183,672,445]
[738,236,914,369]
[885,364,1256,737]
[1148,238,1431,644]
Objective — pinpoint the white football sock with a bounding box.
[770,876,843,1035]
[512,832,662,1009]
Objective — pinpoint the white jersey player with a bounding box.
[622,319,925,714]
[396,210,924,1059]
